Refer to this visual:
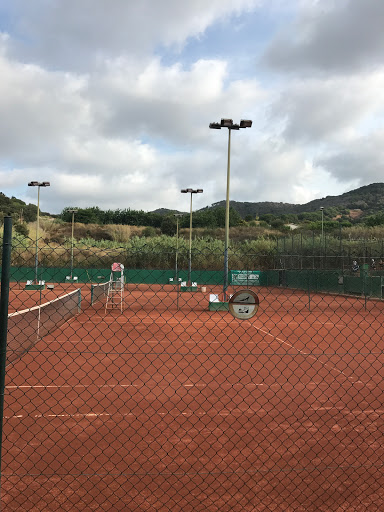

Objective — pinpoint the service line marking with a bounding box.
[6,384,139,390]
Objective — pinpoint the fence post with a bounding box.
[0,216,12,489]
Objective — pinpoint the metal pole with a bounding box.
[35,186,40,283]
[0,217,13,489]
[71,211,75,279]
[223,128,231,300]
[188,193,192,286]
[321,209,324,246]
[175,217,179,281]
[175,216,180,309]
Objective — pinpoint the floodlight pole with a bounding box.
[320,206,325,268]
[209,119,252,300]
[224,128,231,299]
[28,181,50,283]
[174,213,183,309]
[181,188,203,285]
[320,206,324,246]
[174,213,183,283]
[68,209,78,279]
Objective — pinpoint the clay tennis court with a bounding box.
[2,284,384,510]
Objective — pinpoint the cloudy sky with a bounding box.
[0,0,383,214]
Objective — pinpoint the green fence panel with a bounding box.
[9,266,383,299]
[343,275,363,295]
[9,267,225,286]
[259,270,280,286]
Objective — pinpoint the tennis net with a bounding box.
[6,288,82,366]
[90,281,111,305]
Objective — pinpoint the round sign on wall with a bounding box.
[228,289,259,320]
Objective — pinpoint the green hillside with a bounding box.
[203,183,384,218]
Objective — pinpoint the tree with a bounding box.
[364,213,384,227]
[161,216,177,236]
[14,223,29,237]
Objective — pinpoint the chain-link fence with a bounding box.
[1,228,384,510]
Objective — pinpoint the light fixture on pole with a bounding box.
[209,118,252,299]
[181,188,203,286]
[28,181,50,284]
[67,209,78,279]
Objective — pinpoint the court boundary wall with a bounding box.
[8,266,384,298]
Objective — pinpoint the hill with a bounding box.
[2,183,384,226]
[0,192,43,223]
[198,183,384,219]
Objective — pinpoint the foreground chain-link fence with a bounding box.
[1,227,384,510]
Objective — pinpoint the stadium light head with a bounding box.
[221,119,233,128]
[28,181,50,187]
[240,120,252,128]
[210,119,252,131]
[182,188,203,194]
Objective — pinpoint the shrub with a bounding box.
[142,226,157,238]
[14,223,29,237]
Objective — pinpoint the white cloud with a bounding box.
[6,0,262,70]
[0,0,384,215]
[263,0,384,74]
[269,72,384,143]
[0,51,91,163]
[316,131,384,185]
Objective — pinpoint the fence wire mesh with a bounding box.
[1,234,384,510]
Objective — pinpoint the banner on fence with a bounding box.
[230,270,261,286]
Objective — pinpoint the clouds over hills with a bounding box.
[0,1,382,214]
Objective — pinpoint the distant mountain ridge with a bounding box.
[152,183,384,218]
[2,182,384,221]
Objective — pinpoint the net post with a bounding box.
[0,216,12,487]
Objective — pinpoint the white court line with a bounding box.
[4,407,262,421]
[81,318,228,327]
[265,320,346,328]
[6,382,264,391]
[6,384,139,390]
[311,406,384,414]
[248,322,363,385]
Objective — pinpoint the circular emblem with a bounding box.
[228,289,259,320]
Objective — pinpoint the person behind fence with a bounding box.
[371,258,376,270]
[352,260,359,273]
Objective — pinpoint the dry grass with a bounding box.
[14,217,384,246]
[183,225,281,242]
[26,219,147,244]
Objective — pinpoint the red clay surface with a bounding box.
[2,284,384,511]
